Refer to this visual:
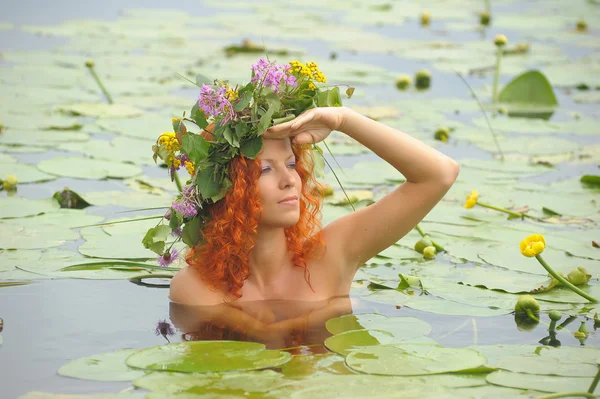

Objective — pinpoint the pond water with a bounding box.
[1,0,600,398]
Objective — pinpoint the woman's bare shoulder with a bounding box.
[169,266,227,306]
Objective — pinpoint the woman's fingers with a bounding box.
[292,132,315,145]
[290,110,316,130]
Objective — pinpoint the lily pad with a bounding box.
[134,370,287,396]
[325,329,437,356]
[58,103,144,118]
[0,197,60,219]
[0,129,89,147]
[325,313,431,336]
[345,343,487,376]
[58,349,147,381]
[486,370,593,393]
[37,157,142,179]
[125,341,291,373]
[0,222,79,250]
[0,163,55,184]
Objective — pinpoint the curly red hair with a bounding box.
[186,135,326,299]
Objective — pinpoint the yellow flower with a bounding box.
[184,160,195,176]
[520,234,546,257]
[463,190,479,209]
[225,88,238,101]
[494,34,508,47]
[308,82,316,91]
[3,174,17,190]
[171,118,181,123]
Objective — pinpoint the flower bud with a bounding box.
[479,11,491,26]
[519,234,545,257]
[2,174,17,190]
[414,237,433,253]
[514,313,539,332]
[420,11,431,26]
[415,69,431,89]
[514,294,540,315]
[85,60,95,68]
[423,246,437,259]
[573,331,586,339]
[434,127,450,142]
[548,310,562,322]
[577,320,589,336]
[566,267,591,286]
[395,75,412,90]
[576,19,587,32]
[494,34,508,47]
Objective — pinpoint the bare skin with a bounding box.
[170,106,460,306]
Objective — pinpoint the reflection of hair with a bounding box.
[186,127,325,299]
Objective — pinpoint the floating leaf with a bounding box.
[345,344,487,376]
[58,103,144,118]
[486,370,593,393]
[126,341,291,373]
[58,349,146,381]
[497,70,558,118]
[37,157,142,179]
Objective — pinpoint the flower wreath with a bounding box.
[143,58,355,266]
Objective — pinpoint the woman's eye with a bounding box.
[287,163,297,169]
[261,167,271,173]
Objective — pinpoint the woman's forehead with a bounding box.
[258,138,293,159]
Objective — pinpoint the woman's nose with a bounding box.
[279,167,296,188]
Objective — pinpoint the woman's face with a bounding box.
[257,138,302,228]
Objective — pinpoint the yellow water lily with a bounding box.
[463,190,479,209]
[520,234,545,257]
[2,174,17,190]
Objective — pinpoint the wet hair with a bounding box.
[186,126,325,299]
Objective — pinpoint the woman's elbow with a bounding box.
[441,159,460,188]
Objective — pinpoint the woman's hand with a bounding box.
[263,106,350,145]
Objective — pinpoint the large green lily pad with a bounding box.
[0,163,55,184]
[325,313,432,336]
[58,349,147,381]
[134,370,287,396]
[486,370,593,393]
[325,329,438,356]
[345,343,487,376]
[37,157,142,179]
[0,222,79,250]
[126,341,291,373]
[58,103,144,118]
[0,197,60,219]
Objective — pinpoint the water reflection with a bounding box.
[169,296,353,353]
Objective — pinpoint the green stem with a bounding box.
[588,365,600,394]
[85,62,113,104]
[526,309,540,322]
[484,0,491,13]
[173,170,183,193]
[534,392,596,399]
[415,224,445,252]
[454,72,504,161]
[476,201,523,218]
[535,255,598,303]
[556,315,576,331]
[492,47,502,103]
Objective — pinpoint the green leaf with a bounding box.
[58,349,146,382]
[172,118,181,132]
[345,344,487,376]
[257,93,281,134]
[497,70,558,118]
[581,175,600,187]
[240,136,263,159]
[181,216,202,247]
[223,125,240,148]
[142,225,171,255]
[542,207,562,216]
[196,167,221,200]
[125,341,291,373]
[234,90,253,112]
[181,132,210,164]
[190,102,209,129]
[346,87,355,98]
[317,87,343,107]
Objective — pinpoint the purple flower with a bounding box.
[155,319,175,343]
[197,84,235,123]
[171,184,198,218]
[158,248,179,267]
[171,226,182,237]
[250,58,298,92]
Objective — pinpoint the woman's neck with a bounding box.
[247,226,291,292]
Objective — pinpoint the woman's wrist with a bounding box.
[336,106,356,134]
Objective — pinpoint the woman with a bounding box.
[170,105,460,307]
